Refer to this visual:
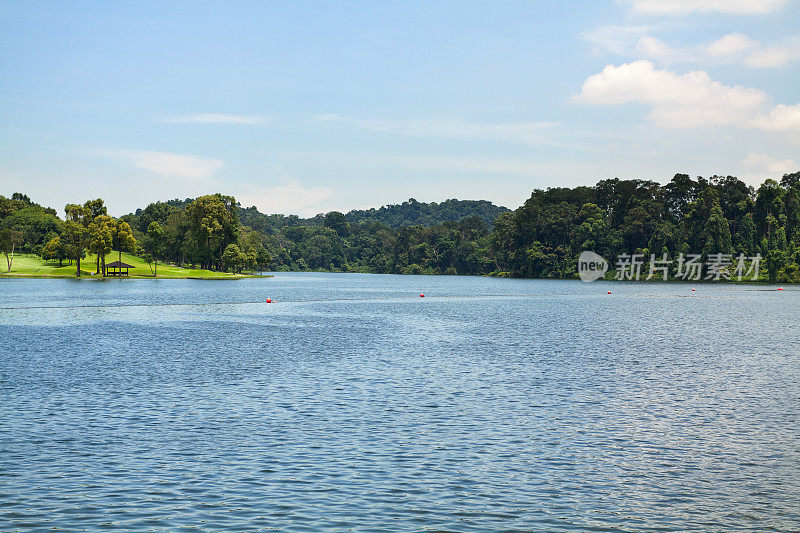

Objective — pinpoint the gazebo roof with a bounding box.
[105,260,136,268]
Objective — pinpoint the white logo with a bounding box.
[578,251,608,282]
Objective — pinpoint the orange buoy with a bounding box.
[266,298,272,303]
[420,293,425,298]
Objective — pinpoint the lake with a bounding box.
[1,273,799,531]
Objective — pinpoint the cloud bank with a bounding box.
[743,153,799,175]
[575,60,800,135]
[635,33,800,68]
[585,27,800,68]
[93,149,224,179]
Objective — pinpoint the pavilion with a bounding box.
[104,260,135,277]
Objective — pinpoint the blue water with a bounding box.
[1,273,799,531]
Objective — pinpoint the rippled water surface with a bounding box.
[1,273,799,531]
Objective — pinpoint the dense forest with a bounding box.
[3,170,800,281]
[137,198,508,234]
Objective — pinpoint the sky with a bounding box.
[1,0,799,217]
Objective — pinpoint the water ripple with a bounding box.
[1,274,799,531]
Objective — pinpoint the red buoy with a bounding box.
[778,287,784,291]
[691,288,696,292]
[420,293,425,298]
[266,298,272,303]
[607,291,611,294]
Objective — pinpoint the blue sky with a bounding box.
[1,1,799,216]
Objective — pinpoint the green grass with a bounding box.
[0,252,256,279]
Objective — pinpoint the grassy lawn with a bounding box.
[0,253,256,279]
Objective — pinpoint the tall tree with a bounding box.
[702,199,733,254]
[83,198,107,219]
[0,228,22,272]
[143,221,165,276]
[88,215,114,275]
[111,220,137,262]
[185,194,239,270]
[64,204,90,277]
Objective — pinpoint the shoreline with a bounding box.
[0,273,270,280]
[1,253,271,280]
[0,270,789,286]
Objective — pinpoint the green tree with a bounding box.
[83,198,108,219]
[574,203,609,254]
[112,220,137,262]
[736,212,756,255]
[41,235,67,266]
[702,199,733,254]
[256,246,272,271]
[143,222,165,276]
[0,193,34,221]
[754,179,783,236]
[489,212,516,272]
[0,228,22,272]
[185,194,239,270]
[64,204,90,277]
[162,210,189,266]
[0,206,62,253]
[783,181,800,242]
[324,211,350,237]
[222,243,243,272]
[88,215,114,275]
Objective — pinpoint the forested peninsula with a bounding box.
[2,171,800,282]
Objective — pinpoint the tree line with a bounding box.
[2,170,800,281]
[0,193,264,276]
[489,172,800,282]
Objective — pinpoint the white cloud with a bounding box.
[598,31,798,68]
[574,60,769,127]
[575,61,800,141]
[161,113,270,126]
[582,25,654,56]
[753,104,800,136]
[743,153,799,175]
[631,32,759,65]
[236,180,334,216]
[314,114,558,146]
[624,0,789,15]
[744,40,800,67]
[706,33,758,56]
[93,149,224,179]
[633,35,688,62]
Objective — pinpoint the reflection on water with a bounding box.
[1,273,799,531]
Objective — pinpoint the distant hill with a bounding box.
[342,198,509,228]
[236,198,509,233]
[131,196,509,235]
